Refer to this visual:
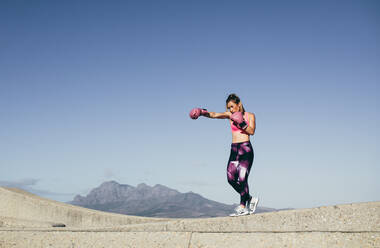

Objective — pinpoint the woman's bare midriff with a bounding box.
[232,132,250,144]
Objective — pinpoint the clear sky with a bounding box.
[0,0,379,209]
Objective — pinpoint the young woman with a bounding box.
[189,93,259,216]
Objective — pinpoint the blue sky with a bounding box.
[0,0,379,209]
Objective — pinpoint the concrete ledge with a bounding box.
[0,187,169,228]
[190,232,380,248]
[0,231,191,248]
[0,231,378,248]
[99,201,380,233]
[1,187,379,248]
[0,216,56,228]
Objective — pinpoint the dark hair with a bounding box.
[226,93,245,113]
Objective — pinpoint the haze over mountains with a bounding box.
[70,181,278,218]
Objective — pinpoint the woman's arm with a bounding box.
[244,113,256,135]
[207,111,231,119]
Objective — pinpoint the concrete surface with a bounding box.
[0,187,169,228]
[1,231,379,248]
[1,187,379,248]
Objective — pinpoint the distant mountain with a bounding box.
[69,181,278,218]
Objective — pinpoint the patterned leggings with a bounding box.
[227,141,254,206]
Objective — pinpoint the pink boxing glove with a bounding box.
[189,108,209,119]
[230,112,248,129]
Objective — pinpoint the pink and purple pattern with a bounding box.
[227,141,254,206]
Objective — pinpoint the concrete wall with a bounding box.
[1,187,379,248]
[1,231,378,248]
[0,187,168,228]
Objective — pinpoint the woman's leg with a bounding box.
[237,142,254,206]
[227,144,242,194]
[227,160,242,194]
[227,142,254,207]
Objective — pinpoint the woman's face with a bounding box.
[227,101,240,113]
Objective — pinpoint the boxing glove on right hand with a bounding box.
[189,108,209,119]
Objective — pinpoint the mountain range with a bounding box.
[69,181,278,218]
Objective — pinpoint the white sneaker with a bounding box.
[229,205,250,217]
[249,197,259,214]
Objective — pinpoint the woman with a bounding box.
[189,93,259,216]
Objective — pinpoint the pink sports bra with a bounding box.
[230,112,250,133]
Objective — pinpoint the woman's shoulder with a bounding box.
[245,112,256,121]
[245,111,255,117]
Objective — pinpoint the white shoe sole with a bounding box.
[229,211,250,217]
